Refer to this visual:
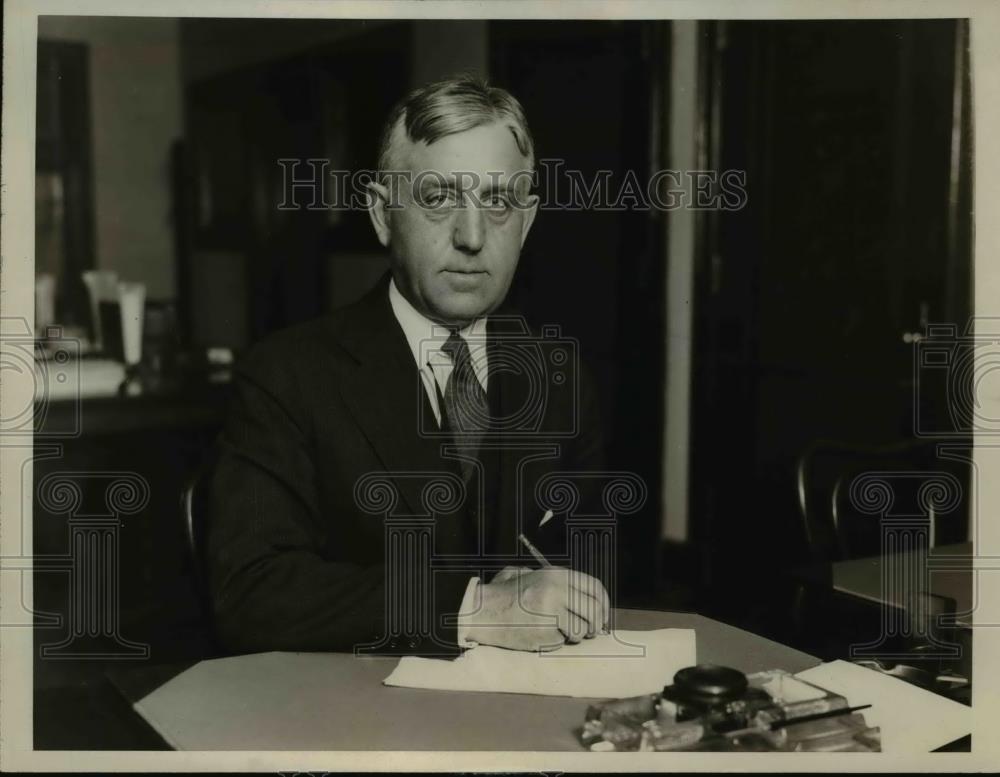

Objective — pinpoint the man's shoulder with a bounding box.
[235,284,383,383]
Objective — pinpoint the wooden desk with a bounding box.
[36,379,230,437]
[112,609,819,751]
[32,382,228,750]
[831,542,973,628]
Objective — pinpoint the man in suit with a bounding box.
[207,75,611,657]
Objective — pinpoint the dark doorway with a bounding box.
[491,21,669,601]
[689,20,973,636]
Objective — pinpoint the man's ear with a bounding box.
[519,193,540,247]
[367,180,392,248]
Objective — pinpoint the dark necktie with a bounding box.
[440,329,489,482]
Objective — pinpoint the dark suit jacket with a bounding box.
[207,274,606,655]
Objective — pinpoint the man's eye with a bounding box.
[423,192,456,208]
[484,194,510,210]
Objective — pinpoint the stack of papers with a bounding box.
[794,660,971,752]
[383,629,696,698]
[35,357,125,400]
[386,642,971,751]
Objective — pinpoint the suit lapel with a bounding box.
[334,281,551,558]
[481,325,505,555]
[335,275,463,520]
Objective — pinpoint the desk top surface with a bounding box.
[36,382,230,436]
[120,609,819,751]
[832,542,973,627]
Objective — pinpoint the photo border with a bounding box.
[3,0,999,771]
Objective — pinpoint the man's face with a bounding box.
[369,121,538,326]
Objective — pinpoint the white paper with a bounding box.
[383,629,696,698]
[794,660,970,752]
[34,358,126,400]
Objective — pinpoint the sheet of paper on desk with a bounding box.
[383,629,696,698]
[794,660,970,752]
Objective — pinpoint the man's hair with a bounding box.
[376,74,535,181]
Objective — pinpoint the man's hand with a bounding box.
[490,565,532,584]
[462,566,610,652]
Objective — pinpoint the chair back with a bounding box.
[796,438,969,563]
[180,461,214,607]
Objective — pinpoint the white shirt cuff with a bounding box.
[455,576,481,648]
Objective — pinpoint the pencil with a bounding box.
[768,704,873,731]
[517,533,552,568]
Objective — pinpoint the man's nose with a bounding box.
[452,201,485,254]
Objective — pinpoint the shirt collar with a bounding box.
[388,277,489,380]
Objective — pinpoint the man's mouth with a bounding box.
[442,269,489,289]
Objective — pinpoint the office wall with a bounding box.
[412,21,489,84]
[180,17,487,87]
[38,16,183,301]
[179,18,406,84]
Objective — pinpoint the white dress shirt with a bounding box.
[387,278,486,647]
[388,277,489,425]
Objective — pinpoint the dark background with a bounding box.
[32,18,972,748]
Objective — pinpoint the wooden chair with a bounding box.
[795,438,968,564]
[180,459,215,616]
[793,437,971,702]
